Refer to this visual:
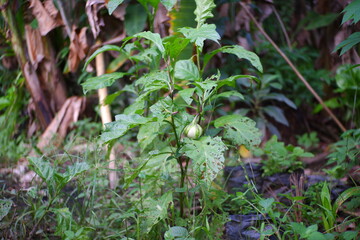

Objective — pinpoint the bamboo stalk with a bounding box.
[95,41,118,189]
[240,2,346,132]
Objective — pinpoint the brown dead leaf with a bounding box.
[154,4,170,37]
[86,0,106,39]
[29,0,63,36]
[37,96,86,150]
[25,25,45,69]
[68,27,89,72]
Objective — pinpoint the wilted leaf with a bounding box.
[180,136,227,187]
[25,25,45,69]
[29,0,63,36]
[68,27,89,72]
[86,0,106,38]
[214,115,262,148]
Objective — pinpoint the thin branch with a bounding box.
[240,2,346,132]
[271,5,292,50]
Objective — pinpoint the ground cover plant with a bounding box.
[0,0,359,239]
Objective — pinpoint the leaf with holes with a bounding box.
[180,136,227,187]
[214,115,262,149]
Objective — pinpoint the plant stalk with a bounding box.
[95,40,118,189]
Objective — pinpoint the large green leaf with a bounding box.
[174,59,200,81]
[194,0,216,27]
[179,24,220,50]
[101,114,152,143]
[205,45,263,72]
[125,4,147,36]
[214,115,262,148]
[82,72,128,94]
[135,31,165,55]
[150,96,174,119]
[180,136,227,187]
[84,45,123,69]
[0,199,12,221]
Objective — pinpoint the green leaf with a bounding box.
[161,0,176,11]
[212,90,244,100]
[82,72,128,94]
[341,0,360,24]
[180,136,227,187]
[164,226,189,239]
[194,0,216,26]
[135,31,165,55]
[179,24,220,50]
[304,13,338,30]
[308,231,326,240]
[100,114,152,143]
[107,0,125,15]
[214,115,262,148]
[137,121,162,151]
[178,88,195,105]
[174,59,200,81]
[0,199,12,221]
[204,45,263,72]
[84,45,123,69]
[290,222,307,235]
[262,93,297,109]
[222,45,262,72]
[333,186,360,215]
[333,32,360,56]
[150,96,174,119]
[62,162,90,183]
[259,198,274,213]
[142,192,173,233]
[341,231,359,240]
[262,106,289,126]
[28,157,55,183]
[125,4,147,36]
[163,36,190,60]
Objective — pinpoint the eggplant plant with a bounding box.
[82,0,263,237]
